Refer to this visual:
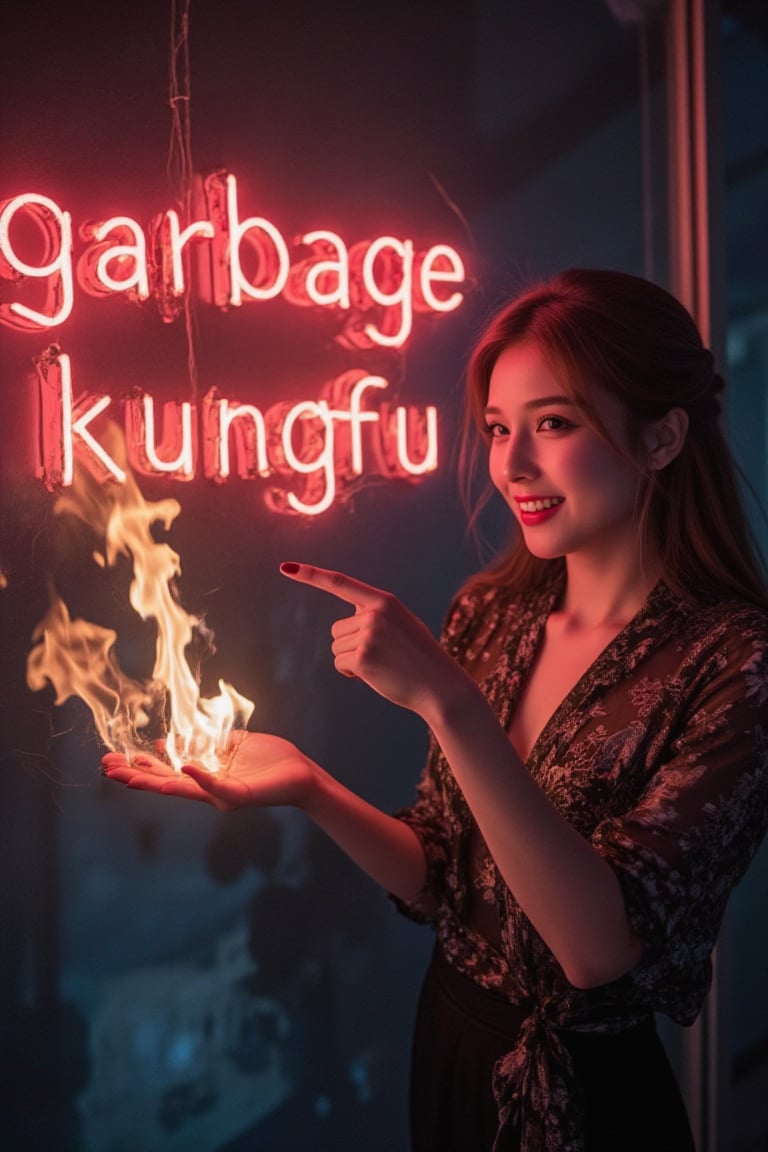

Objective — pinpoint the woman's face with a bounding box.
[485,341,647,565]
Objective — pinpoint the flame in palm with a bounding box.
[26,427,254,772]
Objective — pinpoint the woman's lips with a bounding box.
[514,495,565,525]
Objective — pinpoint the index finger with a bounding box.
[279,562,385,608]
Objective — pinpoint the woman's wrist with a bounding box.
[299,756,342,818]
[418,665,488,736]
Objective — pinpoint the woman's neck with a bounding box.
[559,552,662,631]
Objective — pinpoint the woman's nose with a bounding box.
[503,432,537,482]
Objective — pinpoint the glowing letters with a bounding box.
[0,172,466,347]
[36,352,438,516]
[3,172,466,512]
[0,193,74,328]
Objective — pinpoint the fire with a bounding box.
[26,426,255,772]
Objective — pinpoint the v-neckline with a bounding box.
[495,576,668,766]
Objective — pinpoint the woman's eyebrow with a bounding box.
[484,395,576,414]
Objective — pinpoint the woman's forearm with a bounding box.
[423,681,644,989]
[302,761,427,904]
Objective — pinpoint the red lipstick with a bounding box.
[514,496,564,526]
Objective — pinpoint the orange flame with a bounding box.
[26,426,254,772]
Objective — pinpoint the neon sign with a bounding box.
[36,351,437,516]
[1,171,466,513]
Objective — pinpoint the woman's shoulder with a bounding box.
[439,581,502,650]
[671,590,768,644]
[657,587,768,686]
[448,571,559,616]
[441,572,560,643]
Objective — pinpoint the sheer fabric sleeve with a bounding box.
[592,617,768,1008]
[389,734,456,924]
[387,588,489,924]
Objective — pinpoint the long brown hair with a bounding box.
[460,268,768,610]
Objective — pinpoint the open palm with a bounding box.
[101,732,315,812]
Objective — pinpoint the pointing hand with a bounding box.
[279,562,470,721]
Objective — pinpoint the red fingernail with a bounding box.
[280,562,300,574]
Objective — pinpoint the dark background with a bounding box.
[1,2,766,1150]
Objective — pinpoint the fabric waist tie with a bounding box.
[430,942,531,1038]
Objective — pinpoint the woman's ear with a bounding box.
[644,407,689,471]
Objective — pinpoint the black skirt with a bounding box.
[410,945,696,1152]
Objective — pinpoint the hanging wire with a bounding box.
[167,0,199,398]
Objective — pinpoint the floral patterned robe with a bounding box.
[392,574,768,1151]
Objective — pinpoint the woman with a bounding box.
[103,269,768,1151]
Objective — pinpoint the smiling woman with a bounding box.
[462,269,761,613]
[103,269,768,1152]
[482,339,689,582]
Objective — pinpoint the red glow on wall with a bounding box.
[2,171,465,513]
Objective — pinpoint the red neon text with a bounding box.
[36,351,438,516]
[1,174,466,347]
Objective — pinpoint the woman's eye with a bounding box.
[536,414,572,432]
[484,422,506,438]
